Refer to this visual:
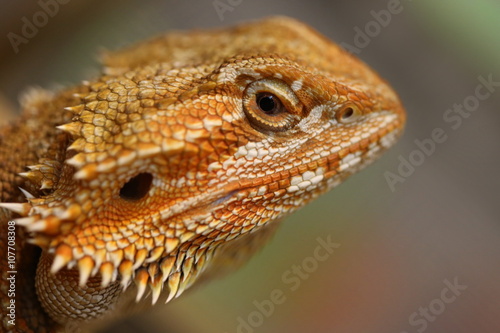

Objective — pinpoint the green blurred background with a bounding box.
[1,0,499,332]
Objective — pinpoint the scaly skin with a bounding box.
[0,17,405,332]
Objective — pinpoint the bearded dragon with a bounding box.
[0,16,406,332]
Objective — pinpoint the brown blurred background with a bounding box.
[1,0,499,332]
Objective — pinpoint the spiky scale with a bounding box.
[99,262,114,288]
[28,216,61,234]
[160,256,176,282]
[150,278,163,305]
[56,122,82,137]
[134,268,149,302]
[180,257,194,282]
[78,256,95,287]
[132,249,148,270]
[14,216,38,227]
[40,180,54,190]
[109,249,124,268]
[145,247,165,263]
[119,260,134,290]
[165,272,181,303]
[51,244,73,274]
[0,202,31,215]
[27,236,50,247]
[148,264,163,305]
[65,104,85,113]
[92,247,106,267]
[18,187,35,199]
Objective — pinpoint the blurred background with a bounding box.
[1,0,499,332]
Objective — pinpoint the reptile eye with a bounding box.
[257,93,282,115]
[120,173,153,201]
[337,104,362,123]
[243,79,303,132]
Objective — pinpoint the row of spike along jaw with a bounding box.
[50,239,214,305]
[0,186,215,306]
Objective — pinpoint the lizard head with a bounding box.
[6,17,405,307]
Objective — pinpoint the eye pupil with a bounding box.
[257,93,278,114]
[120,173,153,201]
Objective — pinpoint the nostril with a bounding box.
[120,173,153,201]
[341,107,354,120]
[336,104,361,123]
